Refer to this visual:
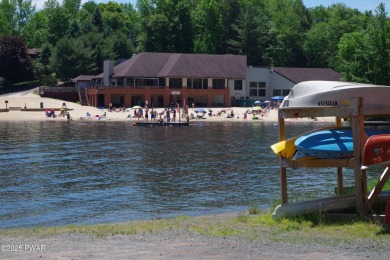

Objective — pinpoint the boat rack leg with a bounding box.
[365,166,390,213]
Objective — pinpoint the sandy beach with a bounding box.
[0,88,336,124]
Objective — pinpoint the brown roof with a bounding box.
[73,75,95,82]
[272,67,342,84]
[96,52,247,79]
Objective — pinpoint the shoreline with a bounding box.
[1,210,388,260]
[0,89,336,124]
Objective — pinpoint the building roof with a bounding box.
[73,75,95,82]
[272,67,342,84]
[95,52,247,79]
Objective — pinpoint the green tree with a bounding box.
[365,3,390,84]
[49,37,86,80]
[63,0,80,16]
[229,0,272,66]
[45,0,69,45]
[21,10,48,47]
[143,13,170,52]
[305,4,366,68]
[0,8,10,36]
[14,0,36,35]
[220,0,241,54]
[266,0,310,66]
[0,0,17,35]
[106,31,133,60]
[193,0,224,54]
[92,7,103,32]
[67,20,81,38]
[337,31,368,82]
[337,3,390,84]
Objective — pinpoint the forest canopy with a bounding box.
[0,0,389,85]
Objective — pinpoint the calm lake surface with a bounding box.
[0,120,358,228]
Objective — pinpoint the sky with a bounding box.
[31,0,390,13]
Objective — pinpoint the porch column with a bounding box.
[105,94,112,108]
[124,94,131,108]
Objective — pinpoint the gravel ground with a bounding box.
[1,231,389,260]
[1,212,389,260]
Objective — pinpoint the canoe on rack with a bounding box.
[362,134,390,167]
[294,128,390,160]
[273,191,390,219]
[281,81,390,108]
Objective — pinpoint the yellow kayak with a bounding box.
[270,127,335,159]
[270,136,299,159]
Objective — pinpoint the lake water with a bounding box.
[0,120,358,228]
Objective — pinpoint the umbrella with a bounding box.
[270,96,285,102]
[194,108,207,113]
[132,105,142,109]
[252,106,262,111]
[254,101,261,104]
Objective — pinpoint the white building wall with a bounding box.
[246,67,270,100]
[228,79,242,99]
[268,70,295,97]
[246,67,295,101]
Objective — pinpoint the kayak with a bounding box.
[294,128,390,160]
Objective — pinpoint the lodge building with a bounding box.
[73,52,341,108]
[81,52,246,108]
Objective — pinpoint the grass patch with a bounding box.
[0,211,388,246]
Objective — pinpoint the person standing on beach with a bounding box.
[166,109,170,123]
[66,112,71,122]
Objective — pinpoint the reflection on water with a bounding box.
[0,120,356,228]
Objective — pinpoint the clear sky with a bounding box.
[31,0,389,13]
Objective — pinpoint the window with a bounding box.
[135,78,142,87]
[250,89,258,97]
[169,78,182,89]
[212,79,225,89]
[144,79,158,87]
[187,78,208,89]
[127,78,134,86]
[159,78,166,87]
[282,89,291,96]
[249,81,266,97]
[273,89,282,96]
[117,78,124,86]
[272,89,291,96]
[234,80,242,90]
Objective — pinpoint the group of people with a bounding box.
[130,102,190,123]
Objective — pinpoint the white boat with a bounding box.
[272,191,390,219]
[281,81,390,108]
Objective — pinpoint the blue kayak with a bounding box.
[294,128,390,159]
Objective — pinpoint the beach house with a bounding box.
[72,52,341,108]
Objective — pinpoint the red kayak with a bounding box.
[362,134,390,166]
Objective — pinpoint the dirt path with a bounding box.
[1,230,388,260]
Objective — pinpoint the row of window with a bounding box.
[95,79,290,97]
[249,81,290,97]
[105,78,232,89]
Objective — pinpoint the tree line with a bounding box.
[0,0,389,86]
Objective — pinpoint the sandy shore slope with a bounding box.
[0,89,336,124]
